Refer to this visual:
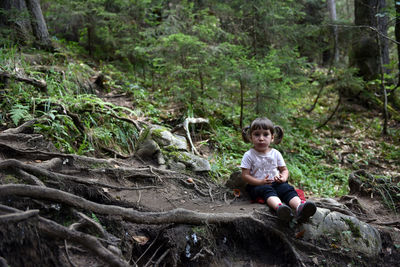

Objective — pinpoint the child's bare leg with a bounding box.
[268,196,292,222]
[266,196,282,209]
[288,196,301,210]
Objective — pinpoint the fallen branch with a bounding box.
[0,71,47,90]
[171,118,209,155]
[317,94,342,129]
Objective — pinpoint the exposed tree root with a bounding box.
[0,184,312,266]
[0,184,253,224]
[0,204,129,267]
[0,209,39,223]
[0,159,156,191]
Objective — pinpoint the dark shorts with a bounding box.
[246,182,298,204]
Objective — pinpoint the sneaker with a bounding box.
[296,201,317,223]
[276,204,293,223]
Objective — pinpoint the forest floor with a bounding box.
[1,90,400,267]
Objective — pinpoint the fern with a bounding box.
[10,104,32,126]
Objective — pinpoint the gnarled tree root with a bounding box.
[0,204,129,267]
[0,184,307,266]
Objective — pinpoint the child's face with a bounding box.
[250,129,274,153]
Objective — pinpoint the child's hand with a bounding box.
[274,174,286,183]
[263,175,273,185]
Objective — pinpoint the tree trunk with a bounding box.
[395,2,400,86]
[0,0,52,49]
[239,78,244,129]
[327,0,339,63]
[352,0,389,81]
[0,0,32,43]
[24,0,52,49]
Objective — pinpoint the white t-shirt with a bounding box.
[240,148,286,181]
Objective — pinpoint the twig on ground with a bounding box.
[154,248,170,267]
[144,244,164,267]
[191,247,214,261]
[64,240,77,267]
[135,232,160,266]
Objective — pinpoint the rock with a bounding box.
[136,139,160,159]
[225,171,246,190]
[174,152,211,172]
[136,125,211,172]
[301,207,382,257]
[150,126,188,151]
[167,160,187,171]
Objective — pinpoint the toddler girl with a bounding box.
[240,117,316,223]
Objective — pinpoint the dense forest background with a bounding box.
[1,0,400,266]
[0,0,399,199]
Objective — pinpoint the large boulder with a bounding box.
[150,126,188,151]
[301,205,382,257]
[135,125,211,172]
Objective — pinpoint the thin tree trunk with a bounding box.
[24,0,52,49]
[239,78,244,129]
[353,0,389,80]
[198,69,204,96]
[395,2,400,85]
[376,3,388,135]
[327,0,339,63]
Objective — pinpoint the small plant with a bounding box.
[10,103,33,126]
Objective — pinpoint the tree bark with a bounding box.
[0,0,51,48]
[239,78,245,129]
[0,0,32,41]
[327,0,339,63]
[24,0,52,48]
[352,0,389,80]
[396,2,400,85]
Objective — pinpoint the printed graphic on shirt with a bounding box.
[240,148,284,181]
[252,156,278,180]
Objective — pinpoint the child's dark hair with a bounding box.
[242,117,284,144]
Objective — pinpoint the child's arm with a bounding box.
[241,168,270,186]
[275,166,289,183]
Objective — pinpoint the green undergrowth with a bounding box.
[0,46,140,156]
[1,44,399,202]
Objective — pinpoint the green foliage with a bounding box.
[1,0,398,204]
[208,124,247,181]
[10,103,33,126]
